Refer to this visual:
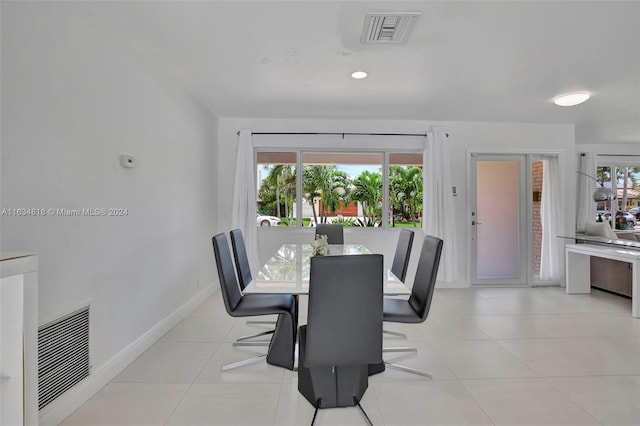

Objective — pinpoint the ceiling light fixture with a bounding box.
[553,92,591,106]
[351,71,368,79]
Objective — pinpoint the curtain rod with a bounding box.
[235,131,434,137]
[581,153,640,157]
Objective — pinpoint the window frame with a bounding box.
[597,156,640,211]
[255,147,424,229]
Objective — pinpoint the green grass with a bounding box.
[274,216,421,228]
[278,218,312,227]
[391,222,422,228]
[277,219,421,228]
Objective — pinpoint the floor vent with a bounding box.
[361,12,421,44]
[38,306,90,410]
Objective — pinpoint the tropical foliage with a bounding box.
[258,164,423,227]
[302,165,350,224]
[347,170,382,226]
[389,166,423,227]
[258,165,296,225]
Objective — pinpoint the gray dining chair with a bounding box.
[230,228,276,344]
[384,229,415,340]
[391,229,415,282]
[315,223,344,244]
[382,234,443,377]
[212,233,297,371]
[298,254,383,426]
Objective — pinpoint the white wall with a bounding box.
[576,143,640,155]
[0,0,218,409]
[218,118,575,287]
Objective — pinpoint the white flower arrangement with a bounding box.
[312,234,330,256]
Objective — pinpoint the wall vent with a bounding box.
[38,306,90,410]
[361,12,421,44]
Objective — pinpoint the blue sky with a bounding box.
[338,165,381,179]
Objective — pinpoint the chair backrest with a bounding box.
[408,235,443,321]
[315,224,344,244]
[212,233,243,314]
[230,228,252,290]
[391,229,415,282]
[305,254,383,367]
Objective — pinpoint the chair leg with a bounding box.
[384,362,433,378]
[383,329,407,339]
[382,346,417,353]
[236,329,274,342]
[383,346,432,378]
[354,397,374,426]
[236,321,275,344]
[310,399,321,426]
[232,341,269,347]
[246,320,277,325]
[221,353,267,371]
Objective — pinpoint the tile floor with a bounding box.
[62,287,640,425]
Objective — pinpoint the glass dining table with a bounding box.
[242,243,411,296]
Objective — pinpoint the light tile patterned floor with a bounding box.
[62,287,640,425]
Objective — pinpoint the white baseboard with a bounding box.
[434,278,469,288]
[38,284,216,426]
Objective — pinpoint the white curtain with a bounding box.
[539,155,561,281]
[423,128,458,282]
[576,152,596,232]
[231,130,259,274]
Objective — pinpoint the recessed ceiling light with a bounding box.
[553,92,591,106]
[351,71,368,79]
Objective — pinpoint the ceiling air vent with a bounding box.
[361,12,421,44]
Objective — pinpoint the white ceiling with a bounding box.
[82,1,639,145]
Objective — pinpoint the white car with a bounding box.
[257,214,281,227]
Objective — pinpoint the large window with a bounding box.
[596,158,640,230]
[256,150,423,228]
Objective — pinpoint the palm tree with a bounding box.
[350,171,382,226]
[320,169,349,223]
[284,168,297,223]
[389,166,423,226]
[257,164,297,224]
[278,165,296,224]
[265,166,282,218]
[303,165,350,225]
[264,165,296,223]
[405,167,423,226]
[303,165,325,225]
[597,166,640,211]
[620,167,640,210]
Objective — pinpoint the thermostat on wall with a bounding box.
[120,154,135,168]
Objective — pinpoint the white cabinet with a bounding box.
[1,253,38,426]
